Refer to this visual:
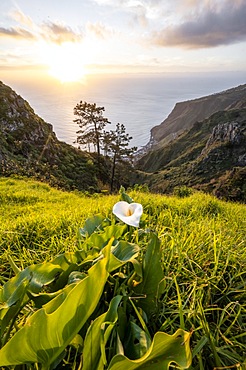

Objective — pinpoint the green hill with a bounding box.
[136,88,246,201]
[0,81,105,191]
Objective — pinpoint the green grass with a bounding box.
[0,177,245,369]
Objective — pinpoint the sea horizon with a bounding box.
[2,70,246,149]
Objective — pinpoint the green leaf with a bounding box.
[0,278,29,341]
[119,187,134,204]
[0,240,112,367]
[0,262,64,335]
[112,241,139,262]
[124,321,152,360]
[82,295,122,370]
[133,233,164,315]
[107,240,140,273]
[79,214,106,237]
[86,224,127,250]
[50,251,98,291]
[108,329,192,370]
[0,262,63,303]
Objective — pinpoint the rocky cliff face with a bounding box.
[204,121,243,148]
[194,117,246,176]
[0,82,57,161]
[0,81,99,191]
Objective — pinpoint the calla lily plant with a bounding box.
[113,201,143,227]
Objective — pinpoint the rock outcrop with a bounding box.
[204,121,243,148]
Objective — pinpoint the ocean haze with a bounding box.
[2,71,246,149]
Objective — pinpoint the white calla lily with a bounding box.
[113,201,143,227]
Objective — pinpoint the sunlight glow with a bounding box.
[40,42,87,83]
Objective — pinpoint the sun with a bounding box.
[40,42,87,83]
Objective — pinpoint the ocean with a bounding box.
[3,71,246,149]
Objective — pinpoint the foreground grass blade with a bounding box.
[0,241,112,368]
[108,329,192,370]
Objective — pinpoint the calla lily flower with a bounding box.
[113,201,143,227]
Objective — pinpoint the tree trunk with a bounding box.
[94,122,101,176]
[110,153,116,193]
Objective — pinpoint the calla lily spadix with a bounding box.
[113,201,143,227]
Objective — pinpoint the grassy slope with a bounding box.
[135,108,246,201]
[0,177,245,368]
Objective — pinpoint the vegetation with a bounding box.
[0,83,137,193]
[105,123,137,192]
[1,81,246,199]
[74,101,110,162]
[73,101,137,191]
[136,108,246,201]
[0,177,245,369]
[0,82,100,192]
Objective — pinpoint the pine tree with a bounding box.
[106,123,137,192]
[73,101,110,171]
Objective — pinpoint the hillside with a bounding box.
[1,80,246,200]
[136,86,246,201]
[0,81,108,191]
[149,84,246,146]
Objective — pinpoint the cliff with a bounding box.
[149,84,246,147]
[135,107,246,202]
[0,81,100,191]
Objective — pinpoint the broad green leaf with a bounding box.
[133,233,164,315]
[0,262,63,302]
[79,214,106,237]
[51,252,81,269]
[112,241,139,262]
[107,240,139,273]
[0,240,112,367]
[0,278,29,341]
[103,225,127,243]
[0,262,63,330]
[68,271,87,284]
[50,250,100,291]
[82,295,122,370]
[108,329,192,370]
[124,321,152,360]
[85,225,127,250]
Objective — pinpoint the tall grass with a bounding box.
[0,177,245,369]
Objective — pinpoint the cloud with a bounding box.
[10,8,34,28]
[150,1,246,48]
[86,22,115,39]
[0,26,35,39]
[0,8,82,45]
[93,0,165,26]
[41,22,83,44]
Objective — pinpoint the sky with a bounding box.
[0,0,246,82]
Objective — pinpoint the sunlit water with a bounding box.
[3,71,246,149]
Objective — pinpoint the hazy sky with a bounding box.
[1,0,246,81]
